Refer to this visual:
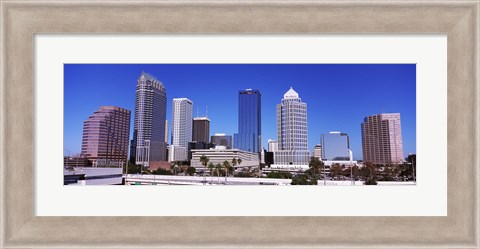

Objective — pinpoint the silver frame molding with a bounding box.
[1,0,479,248]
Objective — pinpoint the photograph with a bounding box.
[63,64,416,186]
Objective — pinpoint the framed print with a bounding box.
[1,0,478,248]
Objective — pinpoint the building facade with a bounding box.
[321,131,350,161]
[187,141,214,161]
[274,87,310,167]
[313,144,322,160]
[268,139,278,152]
[134,72,168,166]
[191,148,260,168]
[361,113,404,164]
[171,98,193,161]
[192,117,210,143]
[168,145,187,162]
[234,89,261,153]
[81,106,131,167]
[211,133,233,149]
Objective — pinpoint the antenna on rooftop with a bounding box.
[206,105,208,118]
[197,107,199,117]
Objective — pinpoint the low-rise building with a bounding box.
[191,147,259,168]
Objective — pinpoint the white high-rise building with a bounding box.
[171,98,193,161]
[274,87,310,168]
[267,139,278,152]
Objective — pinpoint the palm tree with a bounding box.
[215,163,222,183]
[208,162,215,184]
[223,161,231,184]
[199,155,209,185]
[231,158,237,177]
[172,163,179,175]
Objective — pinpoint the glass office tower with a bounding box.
[321,132,350,161]
[234,89,261,153]
[134,72,167,166]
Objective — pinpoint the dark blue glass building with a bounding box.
[234,89,261,153]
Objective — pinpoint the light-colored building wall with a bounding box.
[172,98,193,159]
[313,144,322,160]
[273,87,310,166]
[168,145,187,162]
[64,167,123,185]
[191,148,259,168]
[268,139,278,152]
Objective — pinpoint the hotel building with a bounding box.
[361,113,404,164]
[80,106,131,167]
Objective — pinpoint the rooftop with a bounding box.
[283,87,299,99]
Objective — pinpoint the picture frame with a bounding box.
[1,0,478,248]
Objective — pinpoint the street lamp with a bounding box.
[412,155,416,183]
[349,149,354,185]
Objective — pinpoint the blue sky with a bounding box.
[64,64,416,160]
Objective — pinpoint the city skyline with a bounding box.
[64,64,416,160]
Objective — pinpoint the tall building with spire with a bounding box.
[134,72,167,166]
[274,87,310,166]
[234,89,261,153]
[361,113,404,164]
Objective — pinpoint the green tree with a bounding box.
[186,166,196,176]
[171,163,180,175]
[330,163,342,179]
[213,163,222,183]
[199,155,209,184]
[199,155,209,168]
[223,161,231,184]
[123,162,142,174]
[291,175,317,185]
[267,171,292,179]
[308,157,323,179]
[231,158,237,177]
[363,162,378,185]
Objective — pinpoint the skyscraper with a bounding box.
[81,106,131,167]
[234,89,261,153]
[321,131,350,161]
[192,117,210,143]
[171,98,193,161]
[274,87,310,166]
[134,72,167,166]
[361,113,404,164]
